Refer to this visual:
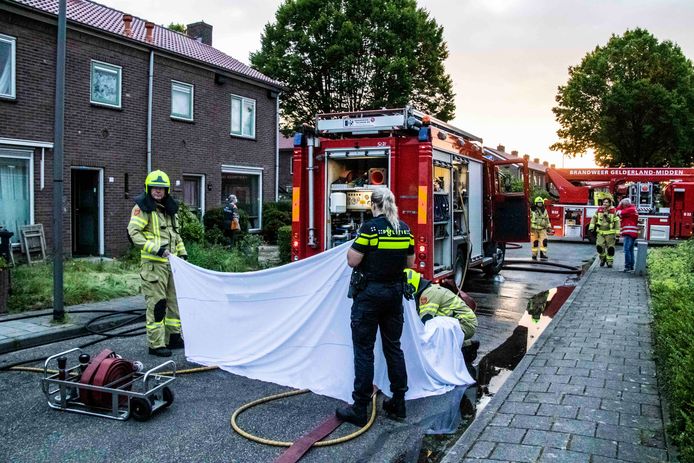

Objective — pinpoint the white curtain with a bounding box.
[0,39,12,96]
[0,152,30,243]
[170,242,475,403]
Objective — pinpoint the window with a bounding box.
[0,34,16,99]
[90,60,121,108]
[230,95,255,138]
[221,166,262,230]
[0,147,33,244]
[171,81,194,120]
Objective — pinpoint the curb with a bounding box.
[440,257,601,462]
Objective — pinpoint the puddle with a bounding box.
[417,285,575,462]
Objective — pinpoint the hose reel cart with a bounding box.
[41,347,176,421]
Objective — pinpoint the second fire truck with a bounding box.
[290,107,531,287]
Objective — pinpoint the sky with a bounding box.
[107,0,694,169]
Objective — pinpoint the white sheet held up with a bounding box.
[169,242,474,403]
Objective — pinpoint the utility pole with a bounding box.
[52,0,66,322]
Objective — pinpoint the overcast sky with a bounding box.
[108,0,694,168]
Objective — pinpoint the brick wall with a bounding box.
[0,9,278,256]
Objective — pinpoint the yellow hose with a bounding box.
[230,388,378,446]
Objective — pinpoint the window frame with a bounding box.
[90,60,122,108]
[230,94,256,139]
[221,165,263,231]
[0,147,34,244]
[0,33,17,99]
[171,80,194,121]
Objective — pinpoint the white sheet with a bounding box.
[169,242,474,403]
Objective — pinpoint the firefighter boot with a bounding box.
[336,402,368,427]
[462,340,480,365]
[167,333,185,349]
[148,346,172,357]
[540,252,548,261]
[531,255,538,261]
[383,393,406,420]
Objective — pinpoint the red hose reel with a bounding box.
[78,349,134,408]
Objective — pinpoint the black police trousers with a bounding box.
[350,281,408,405]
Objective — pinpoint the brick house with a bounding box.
[0,0,282,257]
[484,145,550,190]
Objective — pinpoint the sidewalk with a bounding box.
[442,258,670,462]
[0,295,143,355]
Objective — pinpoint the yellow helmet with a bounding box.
[145,170,170,193]
[534,196,545,205]
[404,268,422,294]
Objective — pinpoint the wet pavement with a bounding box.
[0,241,605,463]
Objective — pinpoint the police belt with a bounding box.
[363,275,403,284]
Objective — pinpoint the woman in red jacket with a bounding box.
[617,198,639,272]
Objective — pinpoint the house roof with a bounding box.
[10,0,282,89]
[484,146,548,172]
[278,133,294,151]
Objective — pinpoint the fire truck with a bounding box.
[290,107,531,287]
[545,167,694,242]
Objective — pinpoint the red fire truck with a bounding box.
[545,167,694,242]
[290,107,531,287]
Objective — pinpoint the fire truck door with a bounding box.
[491,160,531,242]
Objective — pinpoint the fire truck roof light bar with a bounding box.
[315,106,482,143]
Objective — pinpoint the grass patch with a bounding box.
[648,240,694,461]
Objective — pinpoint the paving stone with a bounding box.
[618,413,663,430]
[499,401,540,416]
[600,399,640,415]
[490,443,542,463]
[576,407,620,425]
[524,392,563,405]
[595,423,641,444]
[466,441,496,458]
[537,403,579,419]
[621,391,661,406]
[639,403,661,418]
[536,374,570,384]
[507,391,527,402]
[547,383,584,395]
[546,359,578,368]
[514,381,550,393]
[489,413,514,427]
[582,386,622,400]
[568,376,605,388]
[538,448,591,462]
[617,442,668,462]
[509,414,553,431]
[604,379,640,393]
[550,418,596,437]
[522,429,569,449]
[567,435,617,458]
[556,367,590,377]
[561,394,601,409]
[479,426,527,444]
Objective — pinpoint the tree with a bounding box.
[551,28,694,167]
[167,23,186,33]
[250,0,455,130]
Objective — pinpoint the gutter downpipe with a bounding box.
[307,136,316,247]
[146,50,154,173]
[275,94,280,201]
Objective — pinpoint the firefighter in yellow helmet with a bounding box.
[127,170,187,357]
[589,197,620,268]
[404,269,479,364]
[530,196,551,260]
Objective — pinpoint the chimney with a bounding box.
[145,21,154,43]
[511,150,519,157]
[543,161,549,167]
[496,144,505,152]
[187,21,213,46]
[122,14,133,37]
[533,158,540,164]
[550,163,556,169]
[523,154,530,161]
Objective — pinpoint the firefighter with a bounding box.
[403,269,479,363]
[589,198,620,268]
[530,196,551,260]
[127,170,187,357]
[336,188,414,427]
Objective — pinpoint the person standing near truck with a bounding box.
[589,198,620,268]
[617,198,639,272]
[530,196,552,260]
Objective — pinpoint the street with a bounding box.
[0,242,598,463]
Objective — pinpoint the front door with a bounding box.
[183,175,202,216]
[72,169,99,256]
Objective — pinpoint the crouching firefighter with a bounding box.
[127,170,187,357]
[589,198,620,268]
[404,269,479,364]
[530,196,551,260]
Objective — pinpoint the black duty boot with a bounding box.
[531,255,538,261]
[462,340,480,365]
[382,394,406,420]
[167,333,185,349]
[149,346,172,357]
[336,403,368,427]
[540,252,548,261]
[599,259,605,267]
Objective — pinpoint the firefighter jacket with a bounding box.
[616,204,639,238]
[417,283,477,338]
[589,208,620,235]
[530,207,551,231]
[128,194,187,263]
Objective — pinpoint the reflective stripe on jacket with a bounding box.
[589,209,620,235]
[418,284,477,337]
[531,208,551,230]
[127,204,187,262]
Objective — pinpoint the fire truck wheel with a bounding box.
[454,254,468,289]
[483,243,506,276]
[130,397,153,421]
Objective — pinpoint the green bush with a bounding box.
[177,203,205,243]
[262,207,291,244]
[648,240,694,461]
[186,241,258,272]
[203,206,250,246]
[278,225,292,263]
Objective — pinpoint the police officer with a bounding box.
[127,170,187,357]
[336,188,414,427]
[530,196,551,260]
[404,269,479,365]
[589,198,620,268]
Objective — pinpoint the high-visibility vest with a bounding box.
[127,204,187,262]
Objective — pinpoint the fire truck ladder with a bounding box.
[315,106,482,143]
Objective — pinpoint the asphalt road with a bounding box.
[0,241,597,463]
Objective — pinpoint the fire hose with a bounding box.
[78,348,134,408]
[501,258,584,275]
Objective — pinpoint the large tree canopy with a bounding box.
[250,0,455,130]
[551,28,694,167]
